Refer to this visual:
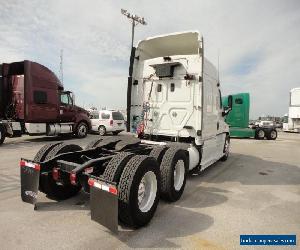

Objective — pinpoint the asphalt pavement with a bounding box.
[0,132,299,249]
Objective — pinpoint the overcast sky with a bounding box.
[1,0,300,118]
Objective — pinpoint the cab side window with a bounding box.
[60,93,72,105]
[235,98,243,104]
[101,113,110,119]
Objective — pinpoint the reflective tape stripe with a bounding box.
[101,184,109,192]
[20,160,40,170]
[94,182,102,189]
[88,178,118,195]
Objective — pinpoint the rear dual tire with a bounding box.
[35,143,83,200]
[159,147,188,202]
[118,155,160,227]
[104,154,160,228]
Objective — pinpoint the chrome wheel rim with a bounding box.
[99,127,105,135]
[174,160,185,191]
[271,131,276,139]
[138,171,157,212]
[78,124,87,136]
[258,130,264,138]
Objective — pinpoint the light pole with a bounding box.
[121,9,147,132]
[121,9,147,49]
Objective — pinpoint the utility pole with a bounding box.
[121,9,147,132]
[121,9,147,49]
[59,49,64,85]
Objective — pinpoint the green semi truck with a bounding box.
[222,93,277,140]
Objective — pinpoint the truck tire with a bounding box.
[76,122,88,138]
[118,155,160,227]
[98,126,106,136]
[114,137,141,151]
[0,125,6,145]
[255,128,265,140]
[160,147,188,202]
[34,142,62,162]
[220,135,230,161]
[266,129,277,140]
[85,138,103,149]
[102,152,134,183]
[44,143,82,161]
[94,136,122,149]
[41,143,83,200]
[33,142,62,193]
[150,146,167,165]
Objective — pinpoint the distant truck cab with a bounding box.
[222,93,277,140]
[283,87,300,133]
[0,60,91,144]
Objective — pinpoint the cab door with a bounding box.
[59,92,75,122]
[200,77,219,167]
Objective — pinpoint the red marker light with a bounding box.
[34,164,41,171]
[52,168,59,181]
[109,186,118,195]
[110,119,113,126]
[70,172,77,185]
[88,179,95,186]
[20,160,26,167]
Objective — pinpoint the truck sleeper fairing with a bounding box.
[129,31,204,138]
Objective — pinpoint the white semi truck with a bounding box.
[20,31,232,232]
[283,87,300,133]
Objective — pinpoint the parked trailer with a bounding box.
[222,93,277,140]
[20,31,233,233]
[283,87,300,133]
[0,61,91,145]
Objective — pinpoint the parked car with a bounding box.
[89,109,125,135]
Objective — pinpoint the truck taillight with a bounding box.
[70,172,77,185]
[110,120,113,126]
[20,160,26,167]
[52,168,59,181]
[20,160,40,170]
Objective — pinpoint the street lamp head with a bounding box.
[121,8,147,25]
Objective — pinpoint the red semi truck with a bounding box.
[0,60,91,145]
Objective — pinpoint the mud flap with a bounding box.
[20,159,40,206]
[89,178,118,234]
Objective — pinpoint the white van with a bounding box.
[89,110,126,135]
